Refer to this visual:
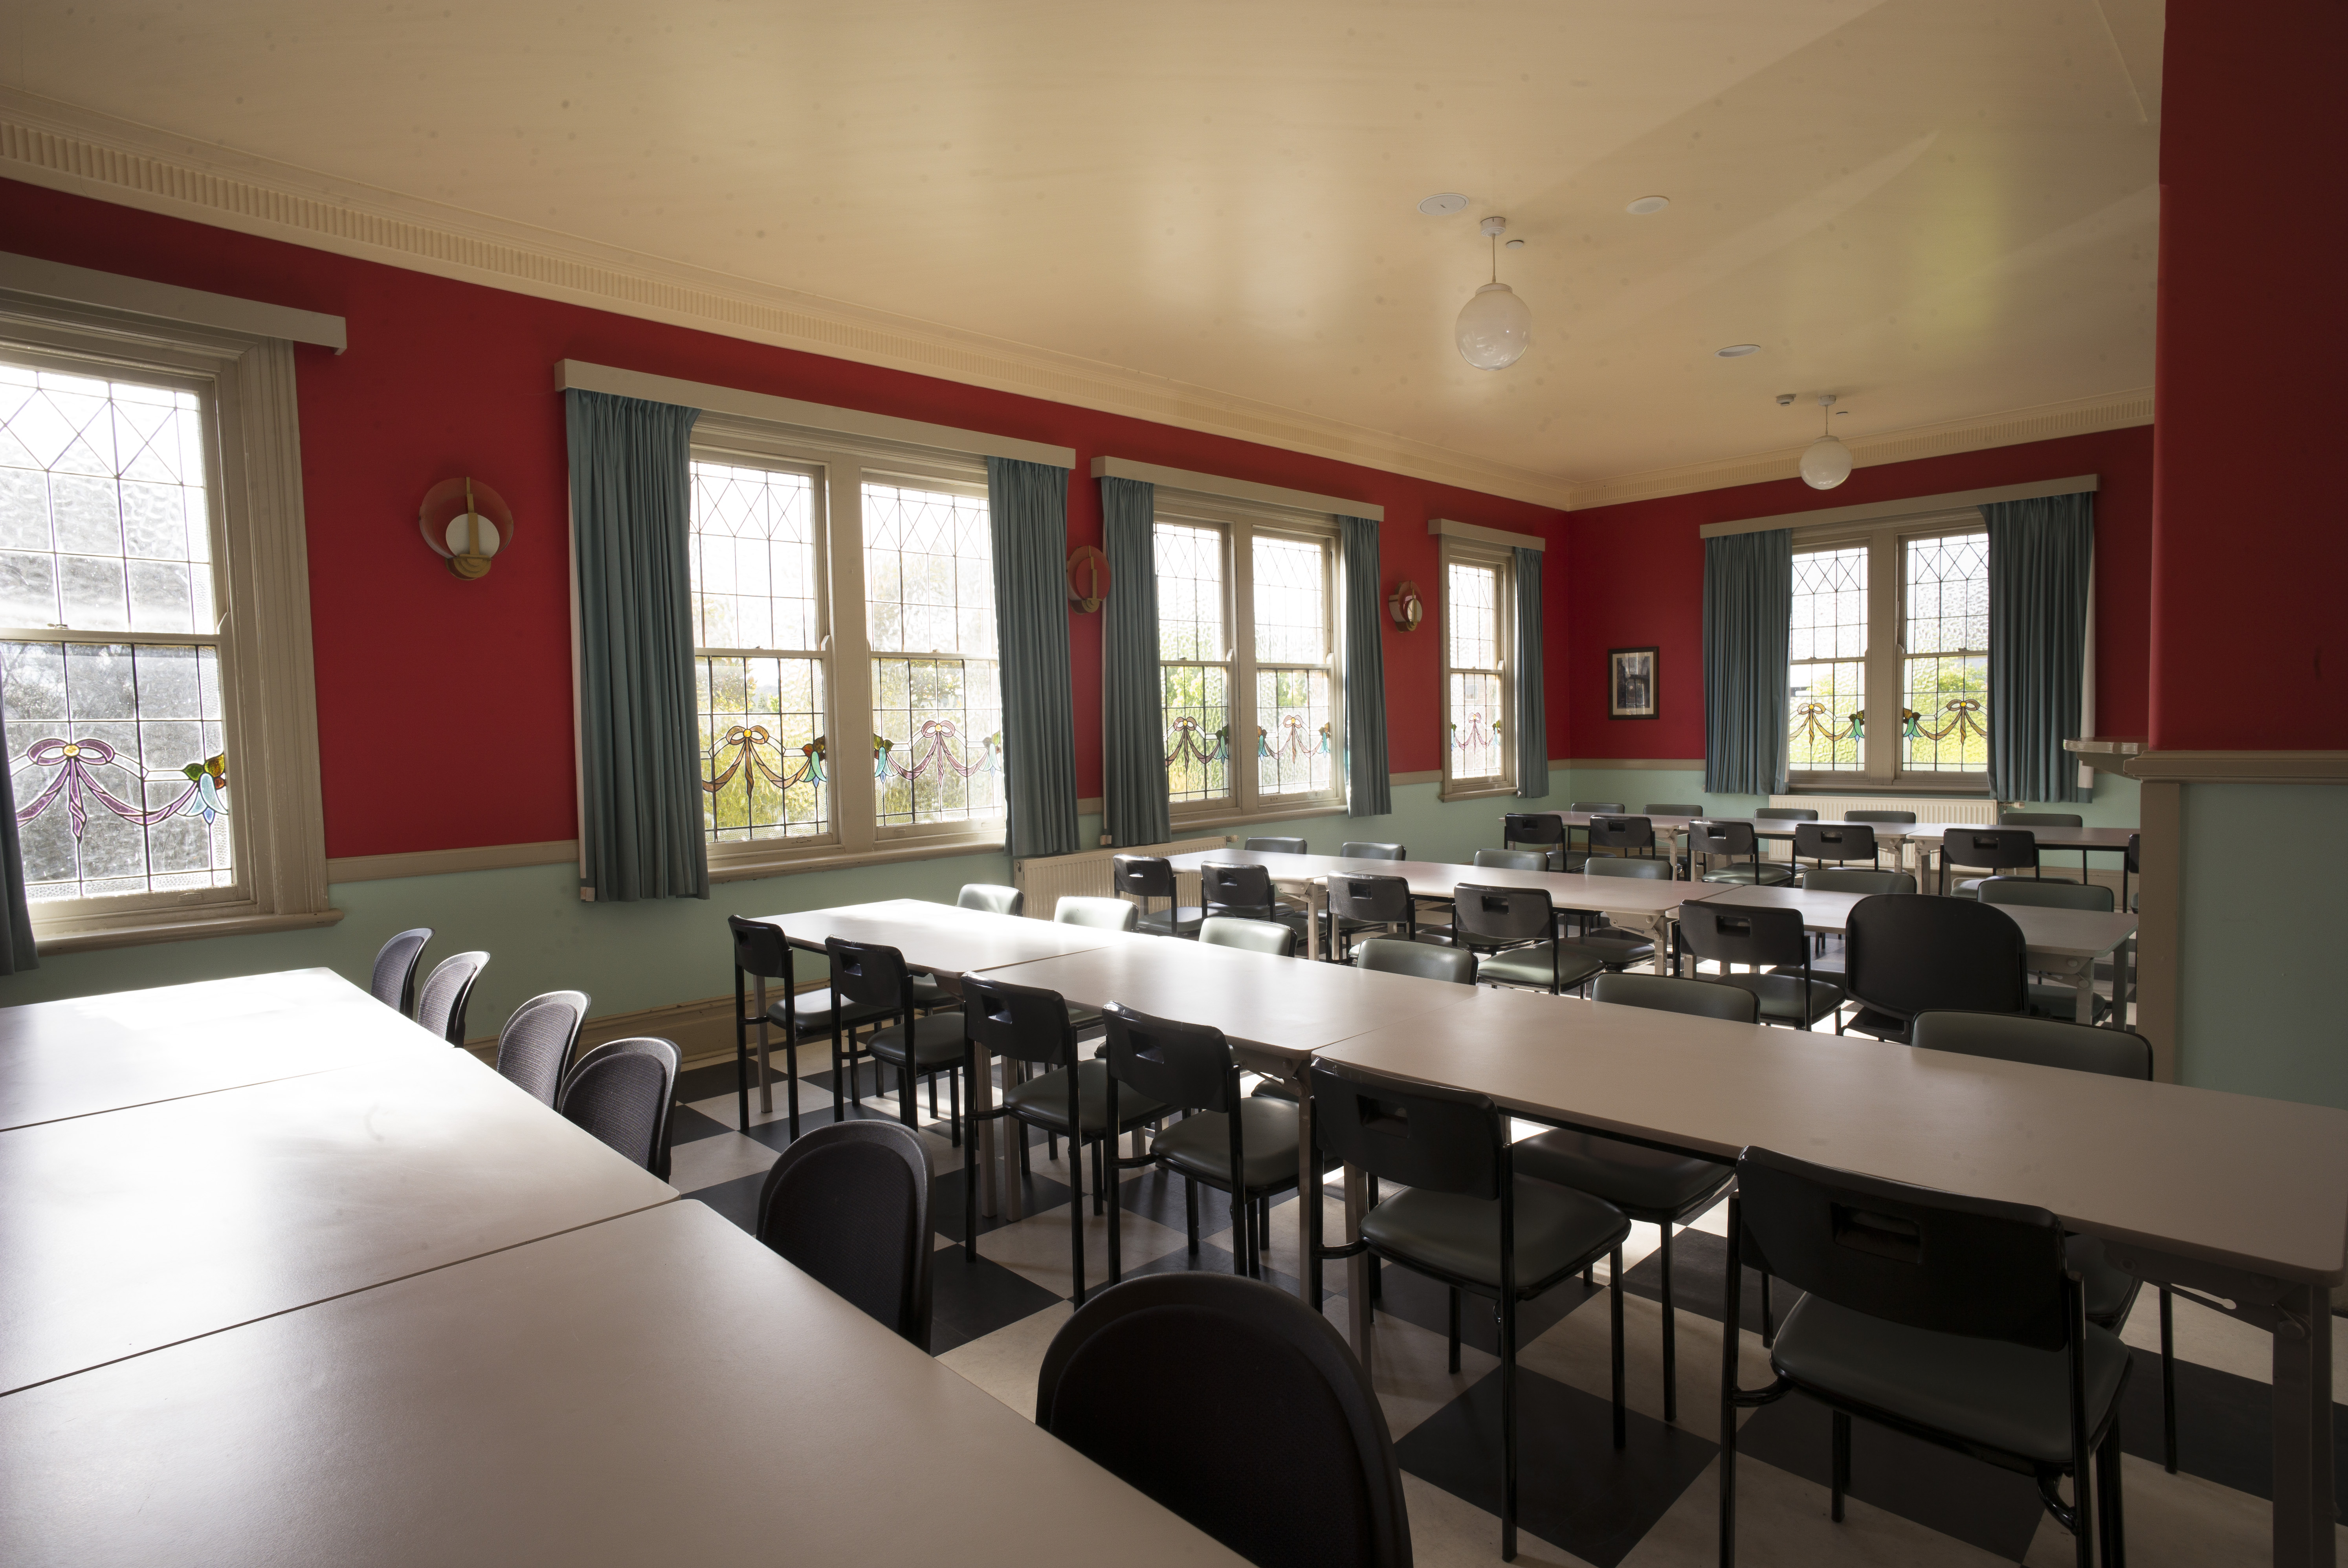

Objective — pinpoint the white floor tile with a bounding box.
[937,1302,1071,1420]
[1624,1454,2013,1568]
[973,1204,1189,1300]
[664,1130,778,1194]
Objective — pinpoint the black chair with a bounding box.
[1454,883,1602,995]
[826,936,968,1144]
[1691,819,1794,886]
[1977,877,2119,1022]
[1844,809,1917,824]
[1941,826,2048,894]
[1326,872,1416,962]
[1517,970,1753,1423]
[1200,861,1308,945]
[1566,800,1625,868]
[1112,854,1203,938]
[369,927,431,1016]
[1106,1003,1301,1282]
[1677,902,1844,1029]
[1586,813,1659,866]
[1646,807,1703,876]
[1787,867,1917,980]
[2122,832,2140,914]
[909,884,1026,1009]
[1199,915,1295,956]
[756,1118,934,1348]
[1473,846,1547,871]
[1792,821,1880,876]
[1719,1147,2130,1568]
[1912,1009,2178,1475]
[414,951,489,1046]
[1503,811,1573,871]
[1556,856,1671,971]
[1036,1273,1412,1568]
[1313,1059,1631,1562]
[1754,806,1818,822]
[1840,895,2027,1043]
[1342,841,1406,859]
[492,989,589,1107]
[728,915,893,1137]
[2004,810,2090,880]
[557,1036,679,1180]
[1244,835,1308,853]
[1644,802,1703,817]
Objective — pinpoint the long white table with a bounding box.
[1519,808,2141,883]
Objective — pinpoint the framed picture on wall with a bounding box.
[1609,646,1659,720]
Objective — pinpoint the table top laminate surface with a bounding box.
[754,898,1134,975]
[1163,850,1730,917]
[0,1202,1244,1568]
[1522,810,2139,851]
[0,1047,674,1393]
[1698,883,2139,958]
[0,968,438,1132]
[1317,986,2348,1288]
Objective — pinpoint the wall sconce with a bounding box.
[1065,544,1111,612]
[419,477,515,579]
[1388,579,1425,631]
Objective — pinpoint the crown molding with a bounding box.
[0,89,1578,509]
[1565,388,2154,512]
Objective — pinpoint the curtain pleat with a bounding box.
[0,707,39,973]
[1704,529,1793,796]
[1100,476,1170,847]
[1984,493,2093,804]
[1512,545,1550,798]
[566,388,710,902]
[1340,517,1392,817]
[986,457,1081,860]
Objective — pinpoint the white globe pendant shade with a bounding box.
[1800,433,1854,490]
[1456,282,1532,370]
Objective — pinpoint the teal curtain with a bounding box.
[0,708,37,973]
[1984,493,2093,804]
[1704,528,1792,796]
[1340,516,1391,817]
[1100,476,1170,847]
[986,457,1080,859]
[566,389,708,902]
[1512,545,1549,798]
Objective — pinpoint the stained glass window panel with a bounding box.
[689,460,817,651]
[1787,662,1865,771]
[1256,669,1332,797]
[699,655,829,841]
[873,655,1004,829]
[1156,522,1225,662]
[1904,534,1990,772]
[1787,545,1868,771]
[1253,535,1326,663]
[1163,664,1229,805]
[1447,562,1499,672]
[1449,670,1504,781]
[864,482,994,658]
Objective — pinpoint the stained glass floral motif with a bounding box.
[1447,562,1504,781]
[1788,544,1867,771]
[1903,533,1990,772]
[1157,522,1231,806]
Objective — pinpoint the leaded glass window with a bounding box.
[1903,531,1990,772]
[864,480,1002,831]
[1787,544,1867,772]
[1253,535,1332,797]
[1156,520,1230,806]
[1446,559,1505,784]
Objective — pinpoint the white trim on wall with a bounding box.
[1089,456,1381,521]
[1429,517,1545,553]
[0,250,347,352]
[1696,474,2101,539]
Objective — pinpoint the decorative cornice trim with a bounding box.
[327,839,576,883]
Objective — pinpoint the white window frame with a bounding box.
[1789,508,1991,791]
[0,294,332,952]
[1156,492,1346,829]
[1438,539,1515,801]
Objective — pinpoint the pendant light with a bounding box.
[1799,394,1853,490]
[1456,216,1532,370]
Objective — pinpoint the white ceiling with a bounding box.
[1,0,2163,496]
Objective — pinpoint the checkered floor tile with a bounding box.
[666,1053,2346,1565]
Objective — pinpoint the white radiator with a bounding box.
[1764,796,1996,869]
[1013,835,1231,918]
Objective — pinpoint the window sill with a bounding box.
[1784,781,1993,798]
[1169,798,1352,833]
[34,905,346,956]
[706,836,1007,885]
[1439,780,1519,804]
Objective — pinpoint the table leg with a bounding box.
[1308,880,1327,961]
[971,1046,1000,1220]
[1290,1059,1318,1309]
[2074,961,2095,1025]
[1345,1162,1374,1366]
[2270,1279,2335,1568]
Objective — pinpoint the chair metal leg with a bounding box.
[928,1073,938,1119]
[1091,1138,1106,1216]
[1501,1287,1520,1562]
[947,1066,961,1149]
[1610,1245,1627,1450]
[1760,1272,1776,1346]
[1448,1287,1462,1373]
[895,1065,917,1130]
[2159,1287,2178,1473]
[1075,1119,1093,1303]
[1186,1176,1200,1256]
[1660,1220,1678,1423]
[1831,1410,1851,1523]
[2098,1417,2127,1568]
[785,1042,801,1142]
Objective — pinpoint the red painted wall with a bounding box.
[2150,0,2347,751]
[0,178,1565,859]
[1561,426,2156,761]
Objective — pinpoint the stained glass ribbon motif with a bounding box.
[1792,701,1865,745]
[1258,715,1332,762]
[14,738,227,837]
[1448,709,1502,753]
[1166,716,1229,767]
[1902,699,1985,742]
[702,725,826,795]
[873,719,1000,781]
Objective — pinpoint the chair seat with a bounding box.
[1701,863,1798,887]
[864,1012,970,1069]
[1770,1295,2130,1467]
[2027,983,2111,1022]
[1475,942,1607,992]
[1513,1130,1730,1219]
[1839,1006,1913,1042]
[1361,1180,1630,1297]
[908,972,954,1008]
[1137,905,1207,937]
[1150,1099,1303,1192]
[1001,1060,1170,1137]
[1957,875,2078,894]
[1068,1001,1106,1032]
[1558,925,1656,968]
[764,989,895,1037]
[1714,971,1847,1025]
[2067,1234,2142,1326]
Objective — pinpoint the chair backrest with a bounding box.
[1341,841,1406,860]
[956,883,1025,916]
[1845,895,2027,1020]
[369,927,432,1016]
[1688,818,1758,858]
[1473,847,1546,871]
[1733,1145,2071,1350]
[1843,809,1917,824]
[557,1036,679,1180]
[1310,1060,1501,1200]
[1792,822,1877,863]
[1111,854,1176,900]
[1035,1273,1411,1568]
[1910,1010,2153,1081]
[959,970,1079,1070]
[727,914,794,983]
[1676,902,1808,972]
[1587,855,1672,881]
[1803,867,1917,896]
[824,936,913,1014]
[1590,970,1761,1024]
[756,1119,934,1348]
[1102,1002,1239,1115]
[1450,883,1555,947]
[1200,916,1295,956]
[1244,836,1308,854]
[1943,827,2038,872]
[414,951,490,1045]
[1976,877,2115,912]
[1327,873,1413,927]
[1586,814,1654,850]
[1569,800,1625,813]
[1643,802,1703,817]
[1353,938,1477,984]
[494,989,590,1107]
[1055,896,1139,931]
[1201,861,1275,912]
[1754,807,1819,821]
[1501,813,1566,847]
[2000,811,2082,828]
[2125,832,2139,874]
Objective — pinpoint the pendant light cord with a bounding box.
[1490,233,1498,285]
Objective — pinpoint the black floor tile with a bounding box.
[2115,1346,2348,1520]
[665,1103,735,1147]
[673,1059,744,1104]
[687,1171,769,1235]
[1620,1225,1802,1337]
[1396,1365,1716,1568]
[1731,1389,2049,1560]
[928,1166,1075,1243]
[1373,1257,1605,1356]
[927,1243,1065,1354]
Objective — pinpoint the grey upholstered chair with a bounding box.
[1353,937,1476,985]
[1243,836,1307,854]
[369,927,432,1016]
[557,1035,679,1180]
[1199,915,1296,957]
[493,989,589,1107]
[413,951,489,1046]
[758,1118,935,1346]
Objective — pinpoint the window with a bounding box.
[0,301,328,951]
[1443,554,1509,790]
[1786,514,1989,786]
[1153,498,1341,821]
[862,479,1002,832]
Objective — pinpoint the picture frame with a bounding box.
[1609,646,1659,720]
